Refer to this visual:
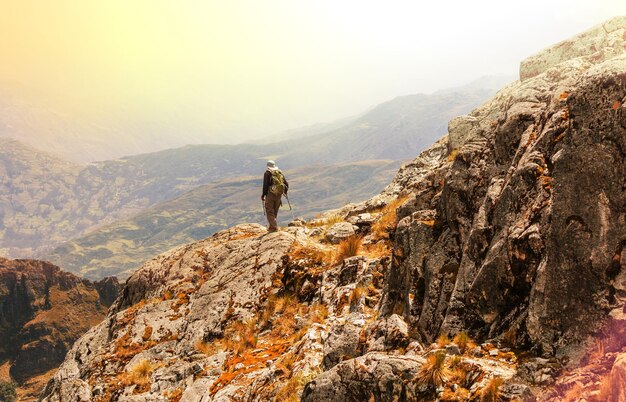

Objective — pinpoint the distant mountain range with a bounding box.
[1,76,512,278]
[1,76,512,163]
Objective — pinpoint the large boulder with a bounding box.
[325,222,358,244]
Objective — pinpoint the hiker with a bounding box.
[262,160,289,232]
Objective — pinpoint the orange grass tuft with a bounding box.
[337,236,362,262]
[371,196,410,240]
[481,377,504,402]
[415,351,451,387]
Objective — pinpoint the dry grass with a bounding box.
[453,332,475,353]
[447,148,460,162]
[165,387,184,402]
[195,339,220,355]
[337,236,362,262]
[436,333,451,348]
[223,319,259,354]
[371,196,410,240]
[122,359,155,390]
[269,294,303,338]
[349,285,367,309]
[289,244,335,268]
[441,386,470,401]
[307,214,344,228]
[275,353,297,377]
[448,355,462,369]
[273,373,310,402]
[415,351,451,387]
[589,374,612,402]
[259,294,290,328]
[481,377,503,402]
[363,241,391,259]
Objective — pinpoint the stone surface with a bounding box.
[363,314,410,353]
[325,222,357,244]
[611,353,626,402]
[520,16,626,81]
[302,353,424,402]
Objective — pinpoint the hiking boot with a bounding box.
[268,228,278,233]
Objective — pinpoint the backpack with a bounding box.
[269,169,286,195]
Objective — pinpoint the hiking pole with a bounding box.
[284,193,295,221]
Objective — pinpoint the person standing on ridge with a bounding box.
[262,160,289,232]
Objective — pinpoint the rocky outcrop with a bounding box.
[0,258,110,400]
[40,224,303,400]
[377,16,626,356]
[520,17,626,81]
[39,223,389,401]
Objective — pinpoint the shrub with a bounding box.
[337,236,362,262]
[0,381,17,402]
[415,350,451,387]
[481,377,503,402]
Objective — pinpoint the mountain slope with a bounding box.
[45,160,400,279]
[0,140,84,256]
[280,76,512,165]
[40,17,626,402]
[1,79,504,260]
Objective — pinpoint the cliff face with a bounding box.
[378,16,626,355]
[0,258,118,400]
[41,17,626,402]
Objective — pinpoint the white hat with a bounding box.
[266,160,276,168]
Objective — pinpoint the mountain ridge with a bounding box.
[40,16,626,402]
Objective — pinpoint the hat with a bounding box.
[266,160,276,168]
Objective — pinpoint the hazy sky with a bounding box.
[1,0,625,143]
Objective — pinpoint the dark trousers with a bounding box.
[264,192,282,230]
